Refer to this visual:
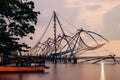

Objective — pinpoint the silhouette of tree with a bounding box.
[0,0,40,55]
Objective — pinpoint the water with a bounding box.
[0,62,120,80]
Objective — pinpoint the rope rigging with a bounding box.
[27,11,109,57]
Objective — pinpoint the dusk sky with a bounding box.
[33,0,120,39]
[22,0,120,56]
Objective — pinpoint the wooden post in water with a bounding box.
[53,11,57,64]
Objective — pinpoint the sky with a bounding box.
[21,0,120,56]
[33,0,120,39]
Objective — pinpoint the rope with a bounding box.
[103,47,115,55]
[28,14,54,55]
[56,12,78,29]
[38,14,54,42]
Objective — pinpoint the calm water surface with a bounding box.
[0,63,120,80]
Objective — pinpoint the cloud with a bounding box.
[20,0,120,47]
[85,5,101,11]
[103,5,120,40]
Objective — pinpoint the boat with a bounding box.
[0,54,47,72]
[0,65,44,73]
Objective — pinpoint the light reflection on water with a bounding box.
[100,62,105,80]
[0,63,120,80]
